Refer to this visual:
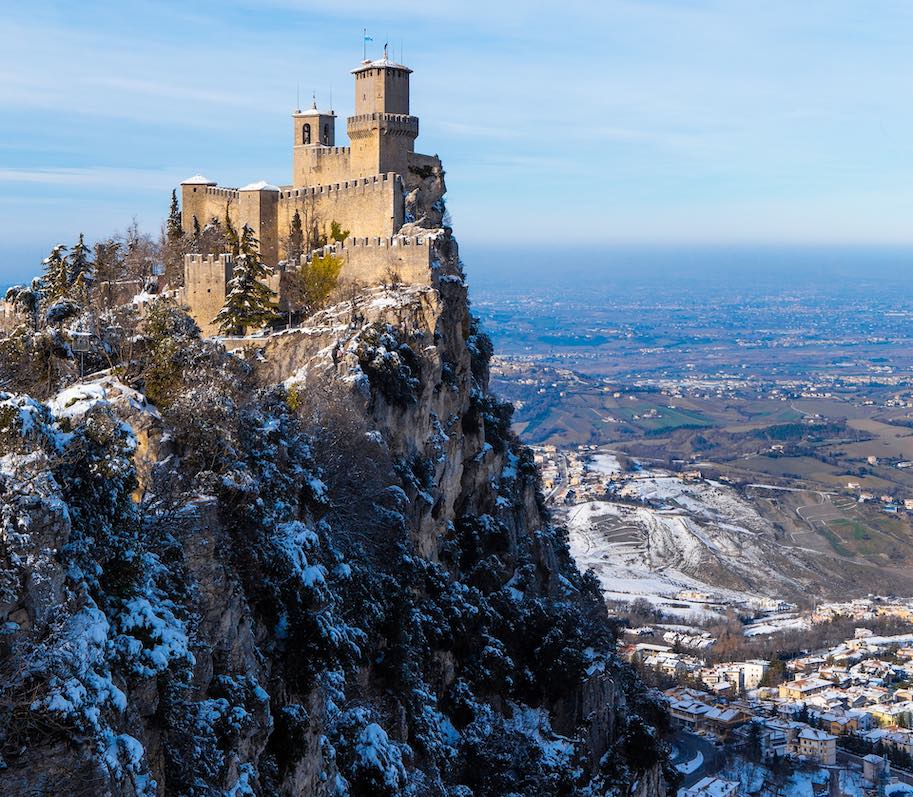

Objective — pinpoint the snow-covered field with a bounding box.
[743,613,809,637]
[588,453,622,477]
[565,500,759,619]
[563,456,807,619]
[675,750,703,775]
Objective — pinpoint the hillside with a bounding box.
[0,234,673,795]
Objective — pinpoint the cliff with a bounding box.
[0,234,673,795]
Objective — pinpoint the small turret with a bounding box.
[180,174,218,236]
[293,95,336,148]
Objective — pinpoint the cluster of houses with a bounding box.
[811,598,913,625]
[659,627,913,789]
[624,639,770,696]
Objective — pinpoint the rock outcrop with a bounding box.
[0,235,672,795]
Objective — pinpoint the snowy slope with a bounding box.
[562,463,825,615]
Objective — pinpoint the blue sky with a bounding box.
[2,1,912,283]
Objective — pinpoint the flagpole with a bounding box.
[363,28,366,60]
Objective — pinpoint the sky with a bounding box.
[1,0,912,283]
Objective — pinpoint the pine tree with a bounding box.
[224,205,240,256]
[213,224,278,335]
[288,210,304,261]
[167,190,183,241]
[69,233,93,286]
[192,215,202,244]
[5,278,44,330]
[42,244,70,303]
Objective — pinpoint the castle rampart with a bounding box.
[276,173,403,260]
[179,53,444,335]
[303,232,436,287]
[292,145,353,187]
[181,182,241,234]
[182,254,234,336]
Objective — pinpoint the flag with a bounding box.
[364,35,374,42]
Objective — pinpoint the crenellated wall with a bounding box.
[182,231,440,335]
[347,113,418,179]
[276,173,404,259]
[302,232,436,287]
[182,254,234,336]
[181,185,240,235]
[292,145,352,188]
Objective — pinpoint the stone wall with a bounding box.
[183,231,440,336]
[181,185,240,234]
[182,254,234,336]
[303,232,437,288]
[239,188,280,266]
[292,145,351,188]
[0,300,25,334]
[276,173,404,259]
[353,64,410,116]
[347,113,418,179]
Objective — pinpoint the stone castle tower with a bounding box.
[180,49,443,267]
[179,50,447,334]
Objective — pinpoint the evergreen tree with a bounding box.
[213,224,278,335]
[42,244,70,303]
[5,278,44,330]
[69,233,93,291]
[167,190,183,241]
[224,206,240,256]
[288,210,304,261]
[192,215,202,245]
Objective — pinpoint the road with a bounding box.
[673,730,723,788]
[545,452,569,503]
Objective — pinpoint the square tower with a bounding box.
[348,53,418,179]
[352,57,411,115]
[292,101,344,187]
[293,102,336,148]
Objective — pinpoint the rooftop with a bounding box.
[181,174,216,186]
[352,57,412,75]
[239,180,280,192]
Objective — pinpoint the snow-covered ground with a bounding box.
[743,613,809,637]
[675,750,703,775]
[565,500,757,619]
[710,758,871,797]
[563,456,807,620]
[588,453,622,477]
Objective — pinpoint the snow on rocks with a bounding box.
[49,375,160,424]
[111,594,194,677]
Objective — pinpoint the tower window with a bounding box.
[323,123,329,144]
[302,123,311,144]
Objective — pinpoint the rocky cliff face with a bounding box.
[0,235,672,795]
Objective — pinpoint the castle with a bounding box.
[180,50,447,335]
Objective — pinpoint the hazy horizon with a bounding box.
[2,0,913,282]
[4,240,912,294]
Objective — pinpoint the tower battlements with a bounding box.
[200,186,239,199]
[347,112,419,132]
[280,172,400,200]
[302,232,437,287]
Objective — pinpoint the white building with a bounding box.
[682,776,739,797]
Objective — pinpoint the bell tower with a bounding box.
[348,47,419,179]
[292,97,338,186]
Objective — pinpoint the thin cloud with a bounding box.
[0,167,186,191]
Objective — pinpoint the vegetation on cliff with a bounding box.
[0,234,672,795]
